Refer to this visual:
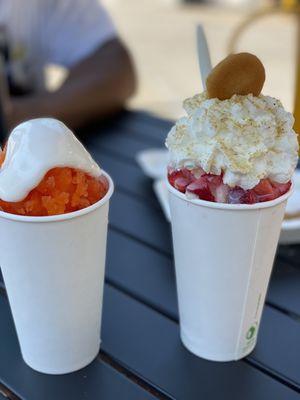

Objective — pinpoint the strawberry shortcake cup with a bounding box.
[166,53,298,362]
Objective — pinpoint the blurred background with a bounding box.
[98,0,296,119]
[0,0,298,134]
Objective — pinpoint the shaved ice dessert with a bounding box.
[0,117,114,374]
[0,118,109,216]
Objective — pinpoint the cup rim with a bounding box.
[167,179,293,210]
[0,170,114,223]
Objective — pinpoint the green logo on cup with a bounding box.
[246,325,256,340]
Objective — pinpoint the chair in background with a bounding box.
[228,0,300,137]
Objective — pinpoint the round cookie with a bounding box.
[206,53,265,100]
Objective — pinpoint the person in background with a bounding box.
[0,0,136,132]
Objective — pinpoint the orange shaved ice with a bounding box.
[0,149,109,216]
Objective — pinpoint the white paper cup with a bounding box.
[167,181,292,361]
[0,171,114,374]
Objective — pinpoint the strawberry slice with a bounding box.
[253,179,275,202]
[242,190,258,204]
[192,167,206,179]
[168,168,195,189]
[228,188,245,204]
[186,178,215,201]
[168,167,291,204]
[168,170,182,187]
[204,174,223,186]
[174,177,190,193]
[253,179,273,195]
[181,168,195,180]
[271,181,291,196]
[228,188,258,204]
[214,184,229,203]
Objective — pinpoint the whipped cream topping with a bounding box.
[0,118,101,202]
[166,92,299,190]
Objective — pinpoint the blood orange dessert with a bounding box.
[0,118,109,216]
[0,161,108,216]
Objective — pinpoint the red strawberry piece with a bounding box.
[271,181,291,197]
[205,174,223,198]
[271,185,280,199]
[174,177,190,193]
[168,169,195,189]
[253,179,273,195]
[214,184,229,203]
[204,174,223,186]
[228,188,245,204]
[181,168,196,182]
[200,173,227,202]
[192,167,206,179]
[241,190,258,204]
[253,179,275,202]
[186,178,215,201]
[168,170,182,187]
[228,187,258,204]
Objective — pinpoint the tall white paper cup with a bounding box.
[0,171,114,374]
[168,181,292,361]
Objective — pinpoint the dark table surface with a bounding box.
[1,110,300,400]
